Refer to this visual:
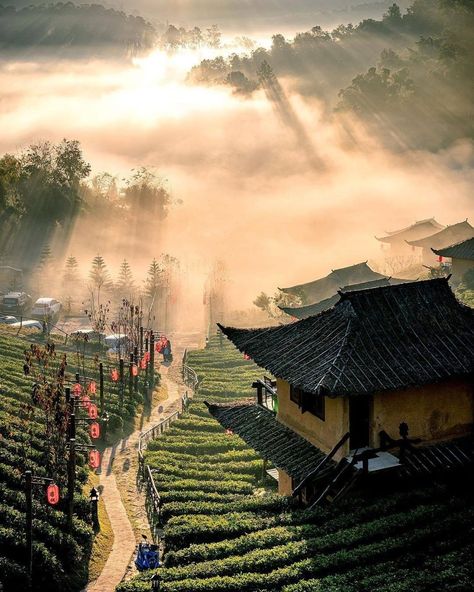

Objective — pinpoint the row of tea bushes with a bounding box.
[0,332,93,590]
[118,335,474,592]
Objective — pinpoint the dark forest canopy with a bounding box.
[0,3,157,54]
[0,140,172,270]
[190,0,474,151]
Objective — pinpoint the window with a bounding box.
[290,385,325,420]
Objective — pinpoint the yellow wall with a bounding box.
[451,258,474,283]
[276,378,349,459]
[277,377,473,459]
[372,378,474,444]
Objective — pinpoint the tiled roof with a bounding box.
[279,262,387,303]
[205,402,328,479]
[376,218,444,244]
[432,237,474,262]
[407,220,474,249]
[280,278,400,320]
[219,279,474,397]
[400,437,474,477]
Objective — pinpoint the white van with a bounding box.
[32,297,62,319]
[105,334,129,354]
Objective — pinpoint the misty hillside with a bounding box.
[0,3,156,55]
[191,0,474,151]
[3,0,411,31]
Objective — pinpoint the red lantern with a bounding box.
[89,449,101,469]
[88,381,97,394]
[243,353,251,361]
[81,394,91,409]
[88,403,98,419]
[131,364,138,377]
[140,358,147,370]
[72,383,82,396]
[111,368,119,382]
[438,255,443,263]
[46,483,60,505]
[144,352,150,363]
[90,422,100,439]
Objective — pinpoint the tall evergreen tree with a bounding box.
[89,255,112,300]
[116,259,135,295]
[144,258,162,301]
[63,255,79,284]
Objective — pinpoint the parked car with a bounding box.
[0,315,18,324]
[70,329,106,342]
[31,297,62,319]
[105,334,129,354]
[1,292,31,315]
[10,319,43,331]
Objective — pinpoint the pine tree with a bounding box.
[144,258,162,300]
[116,259,135,295]
[89,255,111,293]
[63,255,79,284]
[38,243,53,271]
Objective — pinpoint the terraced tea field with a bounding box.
[0,328,144,590]
[118,336,474,592]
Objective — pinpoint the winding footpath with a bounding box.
[85,332,201,592]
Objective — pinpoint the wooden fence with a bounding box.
[138,410,181,539]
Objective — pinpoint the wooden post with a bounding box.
[150,332,155,387]
[119,358,124,409]
[69,412,76,440]
[362,454,369,475]
[145,335,149,383]
[129,353,133,399]
[257,384,263,406]
[99,362,104,413]
[133,346,139,394]
[25,470,33,590]
[67,438,76,532]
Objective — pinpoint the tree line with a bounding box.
[0,3,156,55]
[0,3,225,55]
[0,140,172,272]
[189,0,474,150]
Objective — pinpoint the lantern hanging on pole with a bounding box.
[81,394,91,409]
[140,358,147,370]
[437,255,443,263]
[72,383,82,396]
[90,422,100,439]
[131,364,138,377]
[88,403,98,419]
[144,351,150,363]
[89,449,101,469]
[111,368,119,382]
[88,381,97,394]
[46,483,60,505]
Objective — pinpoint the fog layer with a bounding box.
[0,47,472,306]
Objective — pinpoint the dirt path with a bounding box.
[85,331,202,592]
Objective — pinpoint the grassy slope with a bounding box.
[118,336,474,592]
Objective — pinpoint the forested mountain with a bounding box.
[190,0,474,151]
[0,3,156,55]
